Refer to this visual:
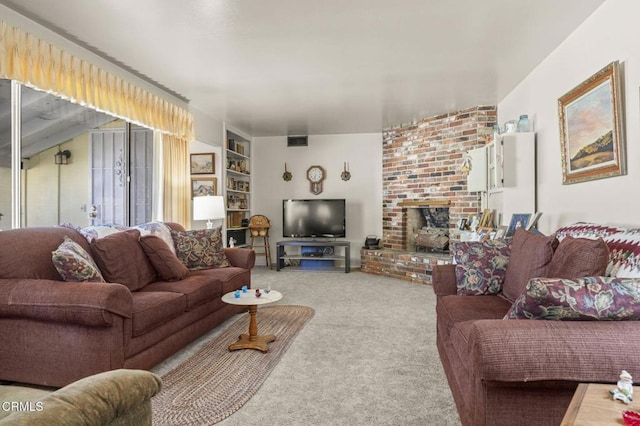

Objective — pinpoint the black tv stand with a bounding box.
[276,240,350,273]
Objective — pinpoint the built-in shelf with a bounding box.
[224,127,252,243]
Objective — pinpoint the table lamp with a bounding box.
[193,195,226,229]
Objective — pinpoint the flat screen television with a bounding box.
[282,199,346,238]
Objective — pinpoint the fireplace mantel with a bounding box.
[398,200,451,207]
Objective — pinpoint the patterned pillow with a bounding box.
[171,227,231,270]
[52,236,105,282]
[553,222,625,242]
[604,229,640,278]
[135,222,176,254]
[452,239,511,295]
[505,276,640,320]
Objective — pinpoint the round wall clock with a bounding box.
[306,165,325,195]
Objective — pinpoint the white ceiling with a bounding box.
[1,0,605,137]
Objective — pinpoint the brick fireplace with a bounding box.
[361,105,496,284]
[402,201,450,253]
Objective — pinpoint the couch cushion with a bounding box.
[139,235,189,281]
[0,227,91,280]
[436,295,512,342]
[547,236,609,279]
[140,274,222,311]
[189,267,250,294]
[90,229,157,291]
[503,228,558,302]
[604,228,640,278]
[52,236,105,283]
[505,276,640,320]
[131,291,186,336]
[135,222,176,254]
[171,227,231,270]
[452,239,511,295]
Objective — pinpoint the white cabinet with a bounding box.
[487,132,536,226]
[466,146,487,192]
[486,140,503,190]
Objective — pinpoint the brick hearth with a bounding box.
[361,105,496,284]
[360,249,451,284]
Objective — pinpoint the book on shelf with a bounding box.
[226,211,244,228]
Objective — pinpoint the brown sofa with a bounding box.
[433,224,640,426]
[0,223,255,387]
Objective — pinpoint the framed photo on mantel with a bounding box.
[506,213,531,238]
[558,61,626,185]
[525,212,543,231]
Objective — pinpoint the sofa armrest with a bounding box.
[468,319,640,384]
[0,279,132,327]
[224,248,256,270]
[432,264,457,296]
[0,369,161,425]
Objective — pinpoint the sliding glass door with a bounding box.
[0,80,154,230]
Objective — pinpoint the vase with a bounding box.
[517,115,530,132]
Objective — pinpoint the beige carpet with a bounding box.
[152,270,460,425]
[152,305,315,425]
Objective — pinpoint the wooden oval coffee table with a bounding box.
[221,289,283,352]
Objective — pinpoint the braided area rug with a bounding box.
[152,305,314,425]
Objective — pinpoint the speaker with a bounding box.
[287,136,308,147]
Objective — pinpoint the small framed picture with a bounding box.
[190,153,215,174]
[525,212,543,231]
[458,218,467,230]
[468,216,480,231]
[477,227,493,242]
[191,178,217,197]
[494,226,508,239]
[506,213,532,237]
[479,209,493,227]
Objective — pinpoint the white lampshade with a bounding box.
[193,195,226,229]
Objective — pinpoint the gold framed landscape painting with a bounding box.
[190,153,215,175]
[558,61,626,185]
[191,178,217,197]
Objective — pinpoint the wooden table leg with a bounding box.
[228,305,276,352]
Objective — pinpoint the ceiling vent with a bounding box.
[287,136,308,147]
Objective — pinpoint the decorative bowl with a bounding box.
[623,410,640,426]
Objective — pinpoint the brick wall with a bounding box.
[382,105,497,250]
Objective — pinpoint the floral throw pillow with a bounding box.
[452,239,511,296]
[505,276,640,320]
[171,227,231,270]
[52,236,105,282]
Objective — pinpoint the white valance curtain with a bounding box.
[0,21,192,225]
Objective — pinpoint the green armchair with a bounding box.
[0,369,161,425]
